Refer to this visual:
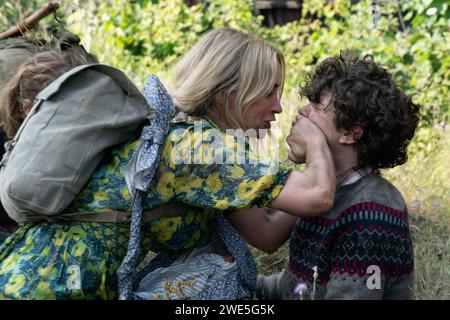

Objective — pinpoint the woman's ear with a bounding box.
[338,125,363,145]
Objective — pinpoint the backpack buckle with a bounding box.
[0,140,15,167]
[4,140,15,152]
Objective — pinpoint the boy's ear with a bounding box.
[19,100,32,118]
[23,102,31,115]
[338,125,363,145]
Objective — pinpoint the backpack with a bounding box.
[0,33,97,92]
[0,26,97,226]
[0,38,39,227]
[0,64,153,223]
[0,38,39,90]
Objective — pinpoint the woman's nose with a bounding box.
[272,101,283,114]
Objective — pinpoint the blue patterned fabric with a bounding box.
[117,74,176,300]
[197,214,257,299]
[132,213,257,300]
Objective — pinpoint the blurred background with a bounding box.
[0,0,448,299]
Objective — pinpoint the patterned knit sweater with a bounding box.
[257,172,414,300]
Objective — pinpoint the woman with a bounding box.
[0,28,335,299]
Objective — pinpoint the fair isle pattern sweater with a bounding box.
[257,173,414,300]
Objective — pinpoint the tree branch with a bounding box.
[0,2,60,40]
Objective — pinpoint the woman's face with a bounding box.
[244,84,282,130]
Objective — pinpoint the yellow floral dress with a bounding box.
[0,117,291,299]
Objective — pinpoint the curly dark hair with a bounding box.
[300,51,421,169]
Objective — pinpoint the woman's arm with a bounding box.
[269,116,336,216]
[164,116,334,217]
[227,206,297,254]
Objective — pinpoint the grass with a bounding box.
[253,119,450,300]
[384,127,450,299]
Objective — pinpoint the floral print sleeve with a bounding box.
[152,120,292,211]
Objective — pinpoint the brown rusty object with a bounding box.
[0,2,60,40]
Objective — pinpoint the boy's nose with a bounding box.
[300,105,312,117]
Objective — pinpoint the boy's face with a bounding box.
[300,90,342,148]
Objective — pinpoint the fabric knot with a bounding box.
[118,74,176,300]
[124,74,176,196]
[140,125,165,145]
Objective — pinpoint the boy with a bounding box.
[230,52,419,299]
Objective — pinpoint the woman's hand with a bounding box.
[269,109,335,217]
[287,115,327,164]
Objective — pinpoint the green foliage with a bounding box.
[0,0,45,27]
[268,0,449,126]
[63,0,263,86]
[0,0,72,47]
[3,0,447,125]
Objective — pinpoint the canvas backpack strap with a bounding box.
[42,211,131,224]
[36,63,146,101]
[0,91,42,167]
[118,74,176,300]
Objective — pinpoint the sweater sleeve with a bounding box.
[324,204,414,300]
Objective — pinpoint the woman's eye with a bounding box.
[266,85,279,98]
[267,90,276,97]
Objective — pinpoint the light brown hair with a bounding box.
[0,50,86,138]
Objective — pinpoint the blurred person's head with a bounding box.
[0,50,86,138]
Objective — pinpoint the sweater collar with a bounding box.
[336,166,372,189]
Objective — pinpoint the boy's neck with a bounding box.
[332,146,359,176]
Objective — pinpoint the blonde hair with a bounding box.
[171,27,285,130]
[0,50,86,138]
